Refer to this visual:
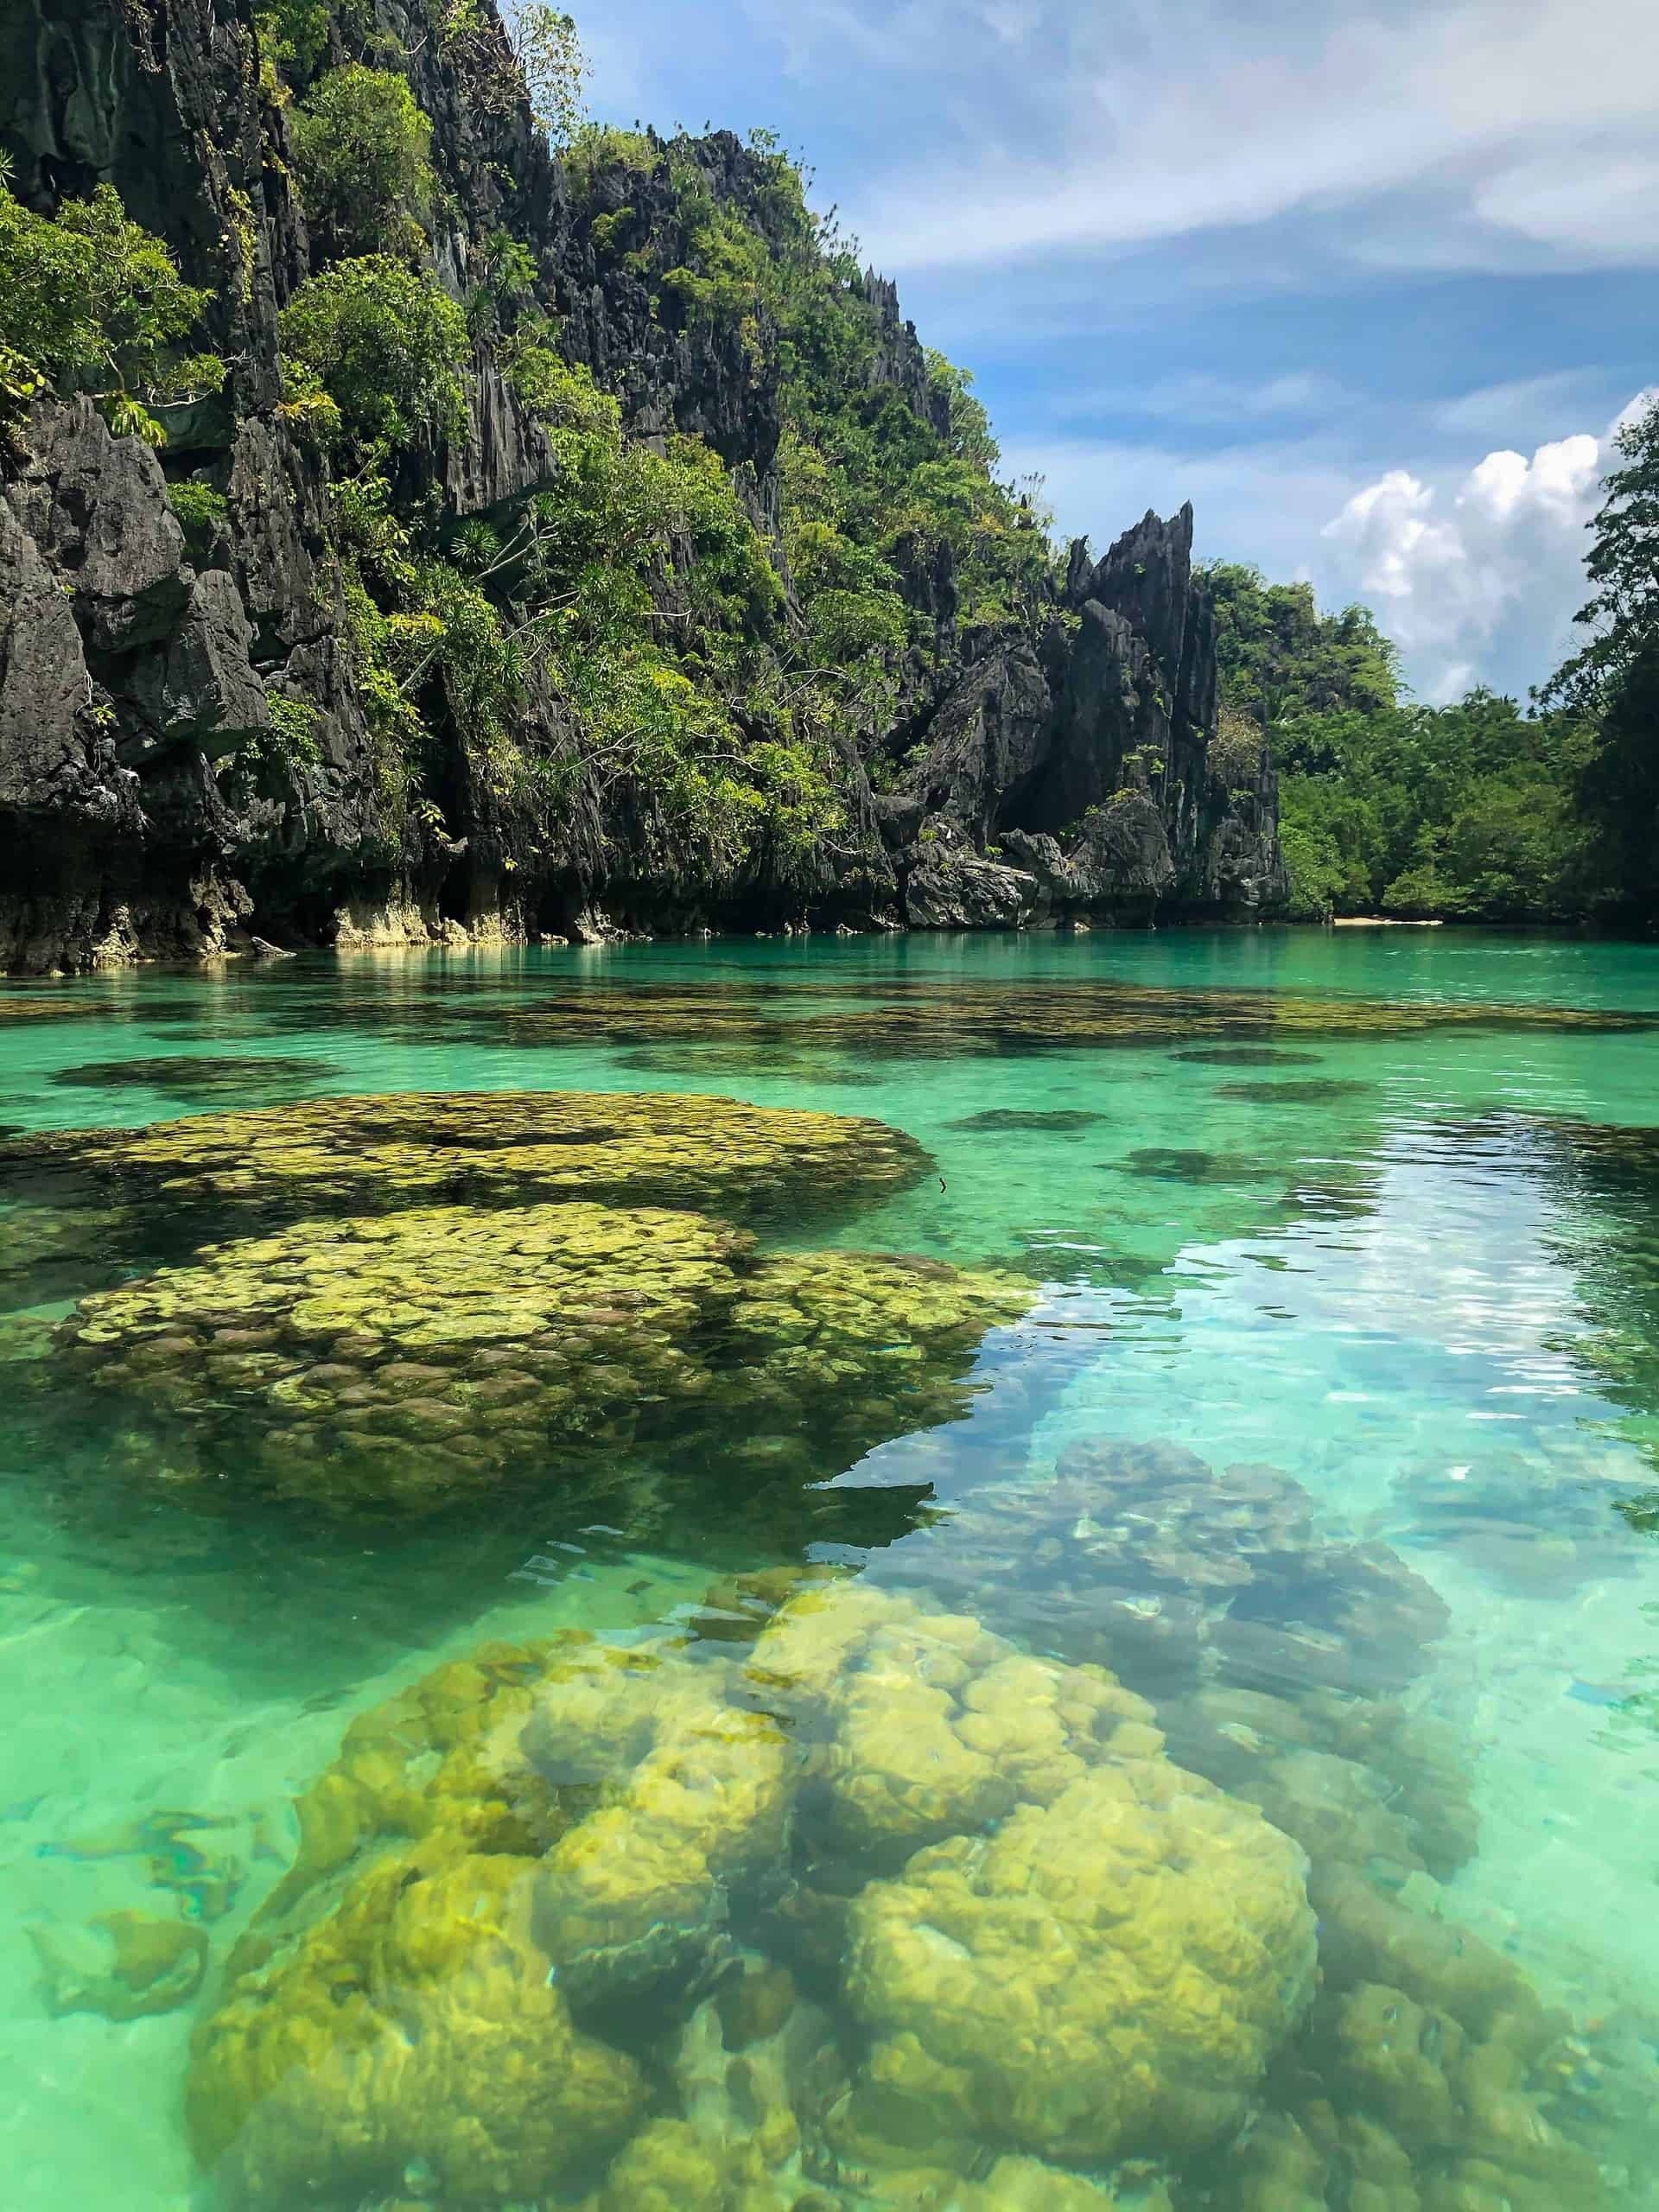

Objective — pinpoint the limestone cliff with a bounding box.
[0,0,1283,969]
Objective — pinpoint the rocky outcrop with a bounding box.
[877,505,1283,925]
[0,1,1281,969]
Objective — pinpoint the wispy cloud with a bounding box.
[826,0,1659,275]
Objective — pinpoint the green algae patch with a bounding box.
[1168,1046,1326,1066]
[185,1583,1314,2209]
[1122,1146,1280,1184]
[0,992,97,1022]
[54,1208,1034,1511]
[1213,1077,1375,1105]
[3,1087,930,1224]
[461,977,1659,1060]
[944,1108,1106,1132]
[48,1054,342,1098]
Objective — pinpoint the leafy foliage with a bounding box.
[279,257,468,447]
[1540,395,1659,918]
[166,479,230,556]
[1201,562,1401,721]
[1272,693,1602,921]
[502,3,590,143]
[1205,563,1602,920]
[0,173,224,443]
[290,67,435,259]
[254,0,332,85]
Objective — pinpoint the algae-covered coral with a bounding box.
[3,1087,930,1224]
[54,1207,1033,1510]
[843,1758,1316,2166]
[48,1054,342,1099]
[459,976,1659,1062]
[184,1573,1618,2211]
[186,1583,1319,2209]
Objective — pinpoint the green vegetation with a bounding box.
[502,3,590,143]
[165,480,230,555]
[0,163,224,446]
[290,67,435,258]
[1540,394,1659,923]
[1205,563,1602,921]
[257,9,1058,879]
[570,132,1057,751]
[1272,691,1600,921]
[278,257,468,446]
[254,0,332,84]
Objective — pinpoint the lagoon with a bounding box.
[3,928,1657,2209]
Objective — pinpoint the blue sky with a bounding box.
[580,0,1659,703]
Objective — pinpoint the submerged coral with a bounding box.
[48,1054,341,1097]
[187,1575,1620,2212]
[842,1757,1316,2165]
[456,978,1659,1061]
[3,1088,930,1224]
[187,1583,1319,2209]
[915,1438,1450,1698]
[54,1207,1033,1510]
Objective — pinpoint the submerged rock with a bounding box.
[30,1907,207,2021]
[913,1437,1450,1698]
[944,1109,1107,1132]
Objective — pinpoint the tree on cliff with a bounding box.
[1540,393,1659,917]
[0,156,224,446]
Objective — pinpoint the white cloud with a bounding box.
[823,0,1659,276]
[1319,424,1610,701]
[1007,391,1655,703]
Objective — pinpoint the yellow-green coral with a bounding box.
[58,1202,747,1507]
[742,1580,1164,1860]
[188,1847,647,2207]
[54,1206,1033,1510]
[526,1665,793,1997]
[842,1755,1318,2164]
[9,1087,930,1219]
[186,1578,1610,2212]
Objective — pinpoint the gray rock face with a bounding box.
[0,1,1281,968]
[880,505,1285,925]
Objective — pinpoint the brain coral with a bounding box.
[843,1751,1318,2165]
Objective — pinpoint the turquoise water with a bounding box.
[3,928,1659,2209]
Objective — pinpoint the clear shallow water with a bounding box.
[3,929,1659,2209]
